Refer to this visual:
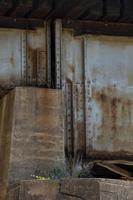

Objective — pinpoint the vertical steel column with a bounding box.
[21,30,27,85]
[73,83,85,156]
[46,20,52,87]
[84,36,93,150]
[65,82,74,157]
[55,19,62,89]
[36,21,49,86]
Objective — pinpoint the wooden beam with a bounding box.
[63,19,133,37]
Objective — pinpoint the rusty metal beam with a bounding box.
[8,0,33,18]
[120,0,133,22]
[0,0,12,16]
[85,151,133,161]
[0,16,44,29]
[63,19,133,36]
[103,0,121,21]
[64,0,96,19]
[28,0,53,18]
[47,0,80,19]
[81,0,103,20]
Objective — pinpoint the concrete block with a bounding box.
[8,87,65,181]
[59,178,133,200]
[7,180,60,200]
[0,86,65,195]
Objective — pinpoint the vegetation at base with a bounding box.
[32,167,68,180]
[32,166,93,180]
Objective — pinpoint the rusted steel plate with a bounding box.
[26,27,48,86]
[61,28,84,83]
[61,28,85,157]
[0,26,49,94]
[0,29,22,88]
[60,24,133,159]
[85,35,133,155]
[72,83,85,155]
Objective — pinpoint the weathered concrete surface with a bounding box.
[57,194,81,200]
[7,179,133,200]
[0,90,15,200]
[59,178,99,200]
[58,178,133,200]
[7,180,60,200]
[7,87,64,181]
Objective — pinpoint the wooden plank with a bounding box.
[95,163,133,179]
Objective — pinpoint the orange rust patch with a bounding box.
[91,85,133,152]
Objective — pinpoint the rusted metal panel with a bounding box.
[85,35,133,155]
[61,28,84,83]
[60,27,86,157]
[0,24,51,93]
[59,21,133,159]
[26,27,48,86]
[64,82,74,157]
[73,83,85,154]
[0,29,22,87]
